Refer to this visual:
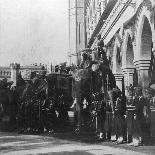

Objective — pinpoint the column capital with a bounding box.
[134,59,151,70]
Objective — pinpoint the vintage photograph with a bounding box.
[0,0,155,154]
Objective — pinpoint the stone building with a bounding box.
[0,63,47,84]
[84,0,155,93]
[69,0,155,136]
[0,67,11,81]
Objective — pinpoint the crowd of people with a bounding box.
[0,34,154,147]
[16,71,72,134]
[69,34,155,147]
[0,71,72,134]
[0,67,154,148]
[75,85,154,147]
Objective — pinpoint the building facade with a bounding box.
[0,63,47,83]
[84,0,155,94]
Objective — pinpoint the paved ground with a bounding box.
[0,131,155,155]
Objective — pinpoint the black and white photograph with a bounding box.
[0,0,155,154]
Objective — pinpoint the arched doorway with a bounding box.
[141,17,152,59]
[139,16,153,86]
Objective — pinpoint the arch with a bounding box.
[135,4,155,60]
[141,17,152,58]
[126,35,134,68]
[122,29,135,69]
[112,37,122,74]
[134,2,155,87]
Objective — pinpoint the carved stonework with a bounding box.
[143,0,152,11]
[134,0,153,35]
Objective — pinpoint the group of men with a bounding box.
[16,71,70,134]
[85,85,152,147]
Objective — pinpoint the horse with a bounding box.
[0,80,18,124]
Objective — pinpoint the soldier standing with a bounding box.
[132,87,147,146]
[114,92,126,144]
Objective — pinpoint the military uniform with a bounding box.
[132,87,147,146]
[114,94,126,144]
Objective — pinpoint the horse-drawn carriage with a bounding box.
[46,73,72,100]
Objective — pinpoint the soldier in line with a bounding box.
[131,87,148,146]
[114,92,126,144]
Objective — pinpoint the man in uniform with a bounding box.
[131,87,147,146]
[114,91,126,144]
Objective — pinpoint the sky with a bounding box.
[0,0,69,66]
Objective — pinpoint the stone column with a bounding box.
[134,60,151,87]
[10,63,20,86]
[123,68,135,96]
[114,74,124,91]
